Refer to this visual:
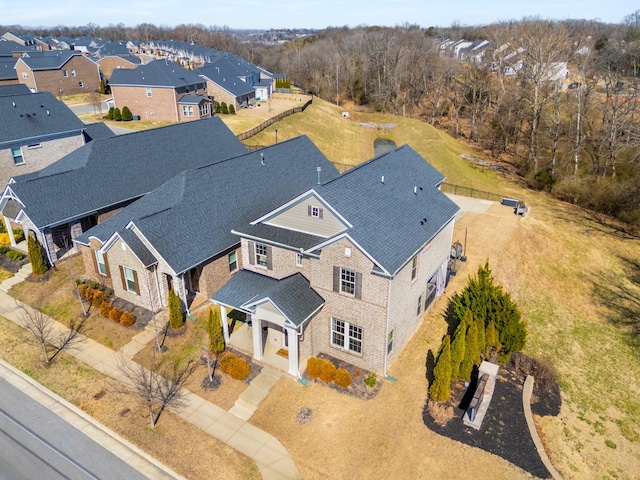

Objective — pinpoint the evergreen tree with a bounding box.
[459,315,480,382]
[429,335,452,402]
[220,102,229,114]
[207,308,225,357]
[27,235,49,275]
[99,80,106,94]
[113,107,122,121]
[229,104,235,114]
[121,106,133,121]
[476,317,486,359]
[450,314,467,380]
[168,288,184,330]
[106,107,114,120]
[486,320,501,355]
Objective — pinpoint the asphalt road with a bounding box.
[0,377,148,480]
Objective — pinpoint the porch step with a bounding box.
[229,398,256,420]
[259,366,283,381]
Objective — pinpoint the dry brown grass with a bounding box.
[9,255,139,350]
[0,314,260,480]
[0,267,12,282]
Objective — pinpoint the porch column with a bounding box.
[252,315,263,361]
[286,327,299,377]
[3,216,16,246]
[219,304,230,343]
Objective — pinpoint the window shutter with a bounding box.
[355,272,362,299]
[333,266,340,292]
[266,246,273,270]
[307,205,312,216]
[132,269,140,295]
[248,241,255,265]
[104,252,111,277]
[319,207,324,219]
[119,265,126,291]
[92,250,98,274]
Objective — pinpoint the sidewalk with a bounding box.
[0,265,301,480]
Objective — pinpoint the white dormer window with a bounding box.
[308,205,323,219]
[146,88,152,98]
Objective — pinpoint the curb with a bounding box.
[0,358,186,480]
[522,375,563,480]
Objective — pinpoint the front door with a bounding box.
[189,267,200,293]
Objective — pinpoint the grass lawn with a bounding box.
[0,315,260,480]
[0,267,12,282]
[9,255,138,350]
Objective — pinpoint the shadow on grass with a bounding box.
[592,255,640,349]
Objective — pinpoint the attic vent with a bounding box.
[420,218,428,225]
[414,186,417,194]
[381,175,385,184]
[12,102,15,107]
[46,110,50,115]
[260,152,265,166]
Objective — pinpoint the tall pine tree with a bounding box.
[430,335,452,402]
[450,314,467,380]
[459,311,480,382]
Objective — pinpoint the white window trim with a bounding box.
[296,253,303,267]
[63,69,68,77]
[228,251,238,273]
[411,256,418,282]
[11,147,24,165]
[123,266,136,293]
[95,251,107,276]
[71,69,76,77]
[387,329,394,355]
[331,318,363,354]
[22,71,28,79]
[255,243,268,268]
[310,205,321,218]
[340,267,356,296]
[146,88,152,98]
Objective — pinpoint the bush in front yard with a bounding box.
[6,250,24,261]
[27,235,49,275]
[121,106,133,121]
[319,359,336,383]
[306,357,322,379]
[91,289,108,307]
[99,302,113,318]
[119,311,136,327]
[429,335,452,402]
[334,367,352,388]
[168,288,184,330]
[220,353,251,380]
[109,307,123,323]
[113,107,122,121]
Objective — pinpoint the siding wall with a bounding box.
[97,57,137,82]
[265,197,346,237]
[16,56,100,95]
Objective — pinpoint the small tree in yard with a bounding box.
[486,320,501,355]
[113,107,122,121]
[27,235,49,275]
[19,301,85,363]
[106,107,114,119]
[229,104,235,114]
[203,307,225,382]
[168,288,184,330]
[476,317,486,360]
[430,335,452,402]
[116,354,196,428]
[220,102,229,114]
[121,106,133,121]
[450,319,466,381]
[459,310,480,382]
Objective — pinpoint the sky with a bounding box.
[0,0,636,31]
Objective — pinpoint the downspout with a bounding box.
[181,273,191,315]
[383,278,392,378]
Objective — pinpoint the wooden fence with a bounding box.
[236,97,313,141]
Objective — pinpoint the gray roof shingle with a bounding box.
[0,92,86,148]
[9,117,247,229]
[18,50,87,70]
[0,83,30,97]
[109,59,204,88]
[196,65,255,96]
[212,271,324,327]
[76,136,340,274]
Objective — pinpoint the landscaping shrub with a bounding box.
[430,335,452,402]
[99,302,113,318]
[364,372,377,388]
[113,108,122,121]
[0,246,8,254]
[220,102,229,114]
[334,367,352,388]
[168,288,184,329]
[229,104,235,114]
[6,250,24,261]
[106,107,114,119]
[27,235,49,275]
[0,233,9,245]
[319,359,336,383]
[450,319,466,381]
[78,284,89,299]
[306,357,323,379]
[220,353,251,380]
[12,229,24,243]
[91,289,108,307]
[121,106,133,121]
[109,307,123,323]
[119,311,136,327]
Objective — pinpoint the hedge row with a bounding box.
[306,357,353,388]
[79,284,136,327]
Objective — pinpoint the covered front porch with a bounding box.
[212,270,324,377]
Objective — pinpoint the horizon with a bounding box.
[0,0,636,32]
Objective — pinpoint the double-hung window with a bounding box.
[296,253,304,267]
[22,72,28,79]
[120,266,139,294]
[182,105,194,117]
[71,69,76,77]
[228,251,238,272]
[63,69,68,77]
[417,295,423,316]
[340,267,356,295]
[95,251,108,276]
[146,88,152,98]
[411,256,418,281]
[255,243,268,267]
[11,147,24,165]
[331,318,363,354]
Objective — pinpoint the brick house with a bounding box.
[0,91,109,187]
[1,118,246,265]
[96,55,141,83]
[109,60,212,122]
[212,146,459,377]
[196,64,255,110]
[14,50,101,95]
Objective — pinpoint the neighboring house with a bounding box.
[254,79,273,101]
[0,84,31,96]
[109,60,212,122]
[2,32,37,46]
[0,57,19,86]
[1,118,246,264]
[14,50,101,95]
[0,39,38,58]
[96,55,141,83]
[212,146,459,377]
[196,65,255,110]
[74,136,340,318]
[0,91,102,187]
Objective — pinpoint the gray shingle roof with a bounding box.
[76,136,340,275]
[0,58,18,81]
[196,65,255,96]
[0,92,86,148]
[9,117,246,229]
[81,122,115,141]
[177,95,208,105]
[109,60,204,88]
[212,271,324,327]
[18,50,87,70]
[0,83,30,97]
[118,229,157,267]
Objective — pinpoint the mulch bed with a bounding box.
[109,297,155,330]
[301,352,383,400]
[0,249,29,274]
[423,361,561,478]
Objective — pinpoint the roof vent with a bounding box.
[12,102,16,107]
[46,110,50,115]
[413,186,417,194]
[381,175,385,184]
[317,166,321,185]
[260,152,264,166]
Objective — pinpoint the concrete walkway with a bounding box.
[0,267,301,480]
[230,366,283,420]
